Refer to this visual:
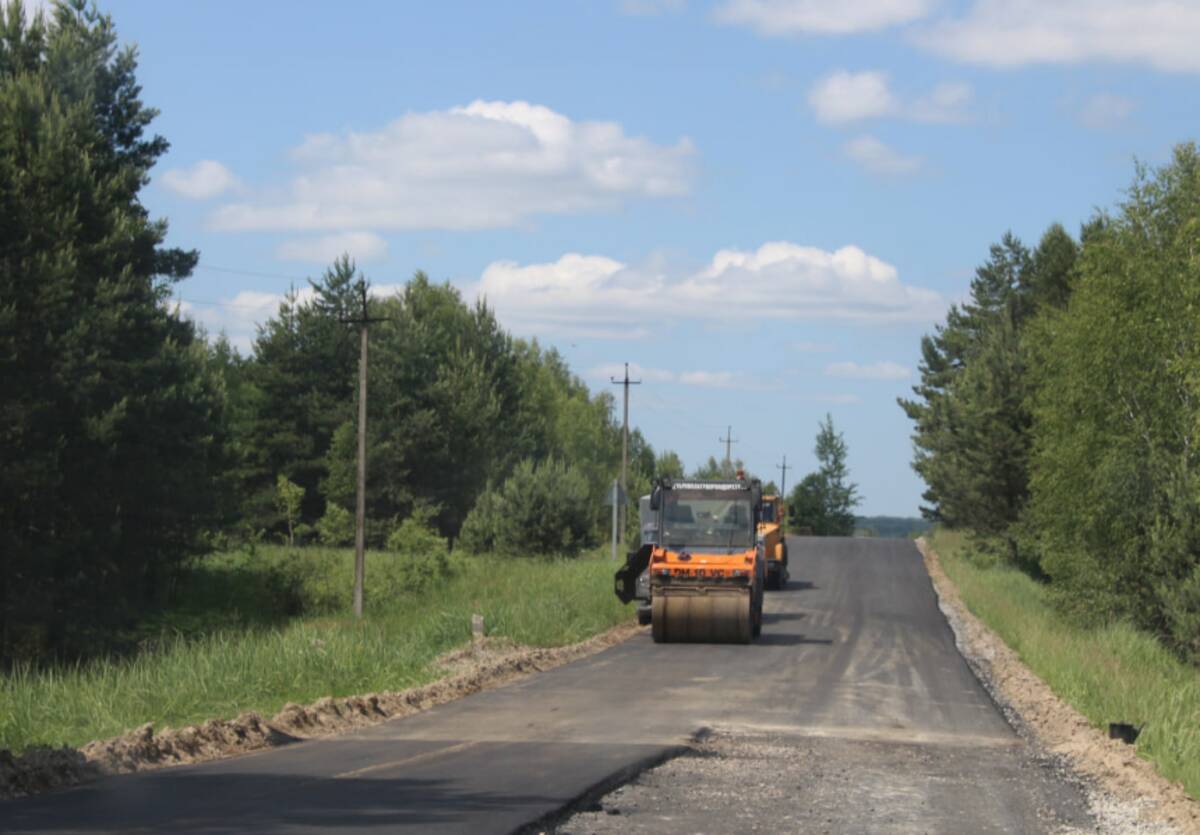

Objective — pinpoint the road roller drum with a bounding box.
[651,588,752,644]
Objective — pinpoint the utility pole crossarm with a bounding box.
[719,425,739,472]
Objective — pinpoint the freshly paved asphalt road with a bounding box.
[1,537,1085,834]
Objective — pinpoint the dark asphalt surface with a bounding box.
[1,537,1088,834]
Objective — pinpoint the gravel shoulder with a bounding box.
[917,538,1200,834]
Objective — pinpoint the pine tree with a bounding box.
[0,1,222,658]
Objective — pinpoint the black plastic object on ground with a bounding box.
[1108,723,1141,744]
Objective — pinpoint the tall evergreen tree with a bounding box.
[899,225,1076,568]
[0,0,222,658]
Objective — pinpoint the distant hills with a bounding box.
[853,516,932,539]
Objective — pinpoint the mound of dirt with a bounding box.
[0,620,643,801]
[918,538,1200,834]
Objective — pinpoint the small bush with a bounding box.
[386,506,446,556]
[316,504,355,546]
[460,458,594,557]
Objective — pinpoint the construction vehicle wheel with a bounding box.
[637,605,652,626]
[652,591,751,643]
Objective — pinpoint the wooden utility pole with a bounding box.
[341,280,389,619]
[719,425,739,473]
[610,363,641,542]
[777,454,791,534]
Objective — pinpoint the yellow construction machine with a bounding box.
[758,494,789,590]
[616,476,765,643]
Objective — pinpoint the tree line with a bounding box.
[0,3,676,661]
[901,144,1200,663]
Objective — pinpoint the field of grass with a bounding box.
[929,529,1200,800]
[0,546,631,755]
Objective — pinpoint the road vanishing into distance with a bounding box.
[2,538,1092,834]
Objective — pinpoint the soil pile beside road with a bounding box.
[0,620,642,800]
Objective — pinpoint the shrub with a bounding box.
[386,506,446,556]
[316,504,355,546]
[460,458,594,557]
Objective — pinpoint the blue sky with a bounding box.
[72,0,1200,515]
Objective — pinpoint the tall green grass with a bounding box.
[0,547,630,754]
[930,529,1200,799]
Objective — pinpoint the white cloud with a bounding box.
[808,71,971,124]
[468,241,944,338]
[678,371,740,388]
[210,100,694,232]
[1078,93,1135,129]
[277,231,388,264]
[915,1,1200,73]
[587,364,760,389]
[825,360,910,379]
[590,362,677,383]
[620,0,686,15]
[842,135,923,175]
[714,0,935,35]
[161,160,240,200]
[808,71,898,124]
[910,82,973,124]
[173,284,404,352]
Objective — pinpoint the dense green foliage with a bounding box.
[0,1,223,660]
[931,529,1200,799]
[458,458,595,557]
[1026,146,1200,658]
[787,414,860,535]
[904,146,1200,662]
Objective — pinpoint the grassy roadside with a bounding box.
[0,546,630,755]
[929,529,1200,800]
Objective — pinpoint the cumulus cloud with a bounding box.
[678,371,740,388]
[173,284,404,352]
[808,71,971,124]
[590,362,677,383]
[808,71,898,124]
[714,0,934,35]
[276,231,388,264]
[1078,93,1135,129]
[468,241,943,338]
[909,82,973,124]
[915,0,1200,73]
[161,160,240,200]
[841,135,923,175]
[210,101,694,232]
[588,364,756,388]
[842,135,923,175]
[825,360,910,379]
